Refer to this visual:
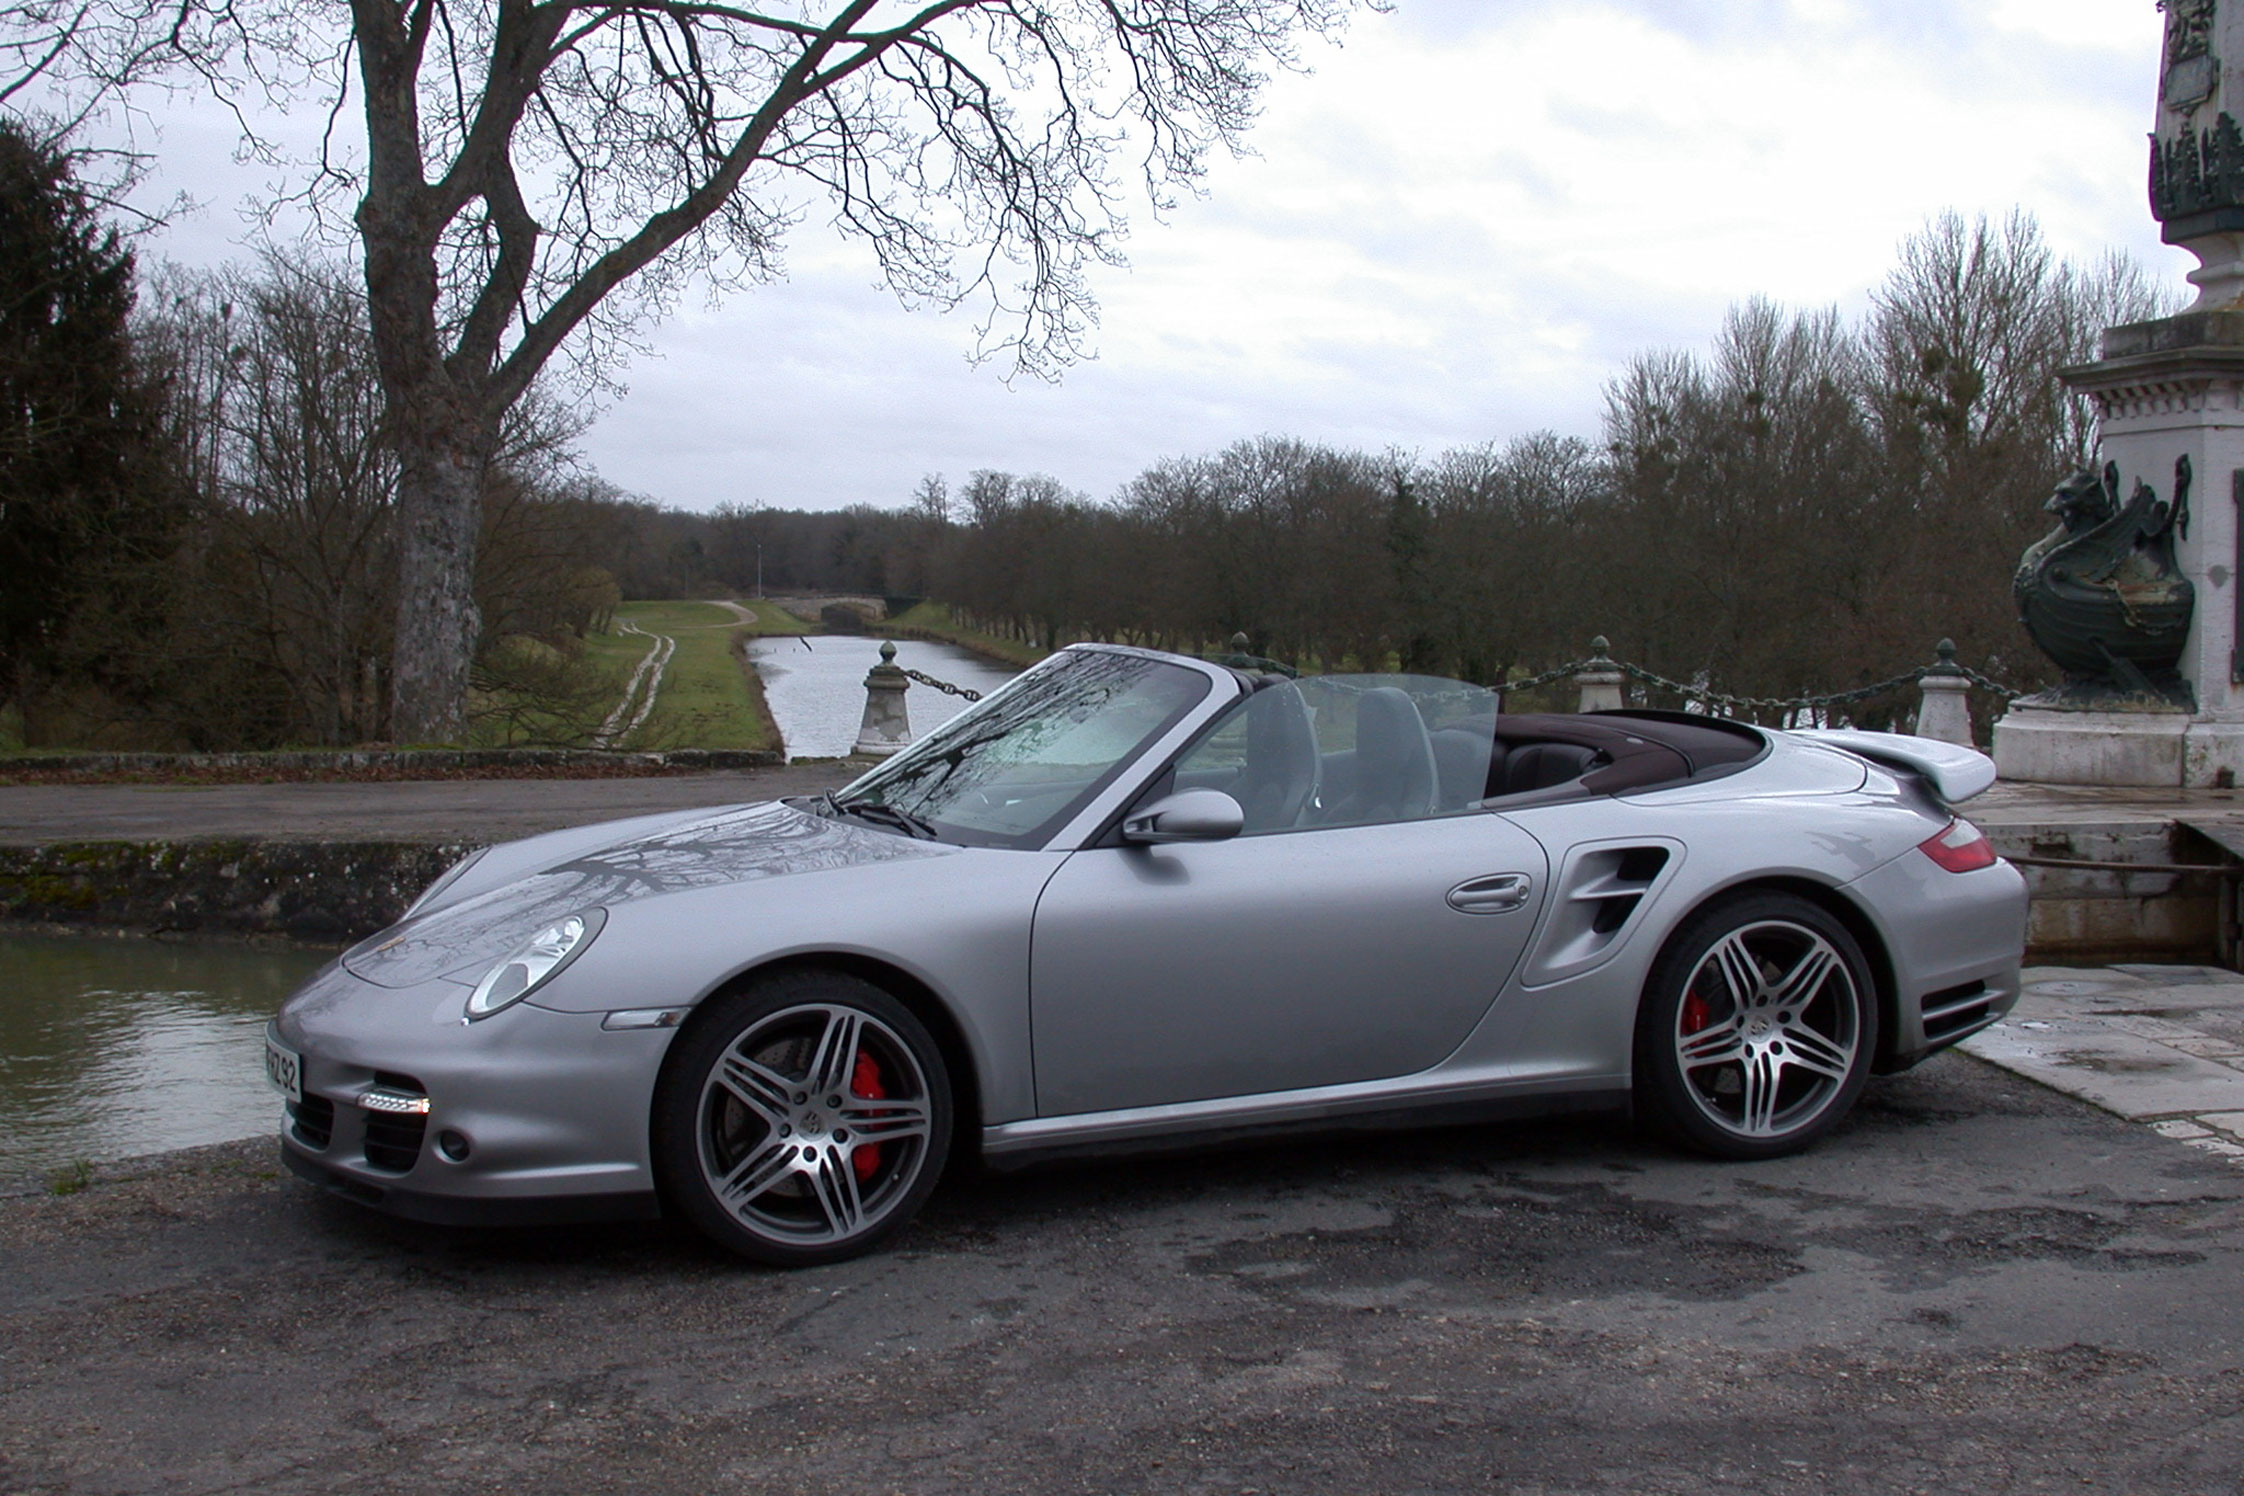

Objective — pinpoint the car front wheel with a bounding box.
[654,971,952,1266]
[1633,892,1877,1160]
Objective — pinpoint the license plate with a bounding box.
[265,1035,303,1104]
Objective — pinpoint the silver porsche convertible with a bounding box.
[269,644,2026,1265]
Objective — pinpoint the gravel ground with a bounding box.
[5,1054,2244,1494]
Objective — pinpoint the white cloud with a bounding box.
[1988,0,2150,51]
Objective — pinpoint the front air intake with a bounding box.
[359,1072,430,1173]
[288,1094,335,1150]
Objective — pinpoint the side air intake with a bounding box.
[1520,840,1681,986]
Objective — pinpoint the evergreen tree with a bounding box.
[0,119,172,713]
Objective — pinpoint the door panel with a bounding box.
[1030,814,1549,1116]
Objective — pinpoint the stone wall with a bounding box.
[4,823,2230,962]
[1985,822,2226,966]
[0,841,471,942]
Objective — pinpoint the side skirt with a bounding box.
[979,1080,1631,1172]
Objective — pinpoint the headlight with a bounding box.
[464,908,606,1020]
[406,847,490,919]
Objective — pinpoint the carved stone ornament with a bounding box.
[2152,110,2244,226]
[2166,0,2219,110]
[2013,458,2198,712]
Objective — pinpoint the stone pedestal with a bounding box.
[853,641,912,756]
[1996,312,2244,785]
[1993,708,2191,787]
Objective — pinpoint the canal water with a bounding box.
[748,635,1019,760]
[0,933,333,1178]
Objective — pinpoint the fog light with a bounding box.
[437,1130,472,1162]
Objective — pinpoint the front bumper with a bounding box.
[272,964,678,1223]
[279,1146,660,1225]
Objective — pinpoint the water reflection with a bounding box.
[748,636,1018,760]
[0,934,333,1176]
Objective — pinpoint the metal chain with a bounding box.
[1489,655,2023,716]
[1618,661,1929,715]
[895,646,2019,718]
[1951,664,2025,699]
[898,667,982,701]
[1489,661,1594,696]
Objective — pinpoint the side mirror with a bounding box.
[1122,788,1245,845]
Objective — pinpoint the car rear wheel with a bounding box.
[654,971,951,1266]
[1633,892,1876,1160]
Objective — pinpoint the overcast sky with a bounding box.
[138,0,2177,512]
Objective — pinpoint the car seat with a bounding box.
[1233,685,1320,831]
[1331,687,1438,823]
[1430,725,1499,809]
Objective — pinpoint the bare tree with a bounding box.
[10,0,1372,739]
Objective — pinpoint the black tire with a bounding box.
[1632,891,1877,1161]
[653,970,952,1267]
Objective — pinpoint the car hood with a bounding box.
[341,800,953,989]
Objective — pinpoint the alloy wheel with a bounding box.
[694,1001,936,1248]
[1671,919,1862,1141]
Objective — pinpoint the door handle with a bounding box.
[1447,873,1533,914]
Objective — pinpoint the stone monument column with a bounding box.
[1994,0,2244,786]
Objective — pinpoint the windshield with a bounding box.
[834,649,1215,848]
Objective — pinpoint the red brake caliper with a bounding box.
[850,1050,886,1184]
[1681,984,1713,1037]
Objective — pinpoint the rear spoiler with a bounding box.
[1786,729,1996,804]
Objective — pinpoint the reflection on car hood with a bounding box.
[342,800,951,989]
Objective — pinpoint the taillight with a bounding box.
[1919,817,1997,873]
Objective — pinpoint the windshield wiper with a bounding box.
[831,797,940,840]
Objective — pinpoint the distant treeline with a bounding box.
[0,103,2171,750]
[616,213,2171,722]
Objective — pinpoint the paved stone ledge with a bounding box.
[0,745,782,783]
[0,762,863,939]
[0,762,858,847]
[1963,964,2244,1169]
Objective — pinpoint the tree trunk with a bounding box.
[388,435,487,742]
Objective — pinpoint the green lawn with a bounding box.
[727,599,809,632]
[886,602,1048,668]
[578,599,780,752]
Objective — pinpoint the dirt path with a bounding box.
[595,621,677,748]
[709,598,759,626]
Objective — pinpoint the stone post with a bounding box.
[1913,639,1974,748]
[1574,637,1625,714]
[853,641,911,756]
